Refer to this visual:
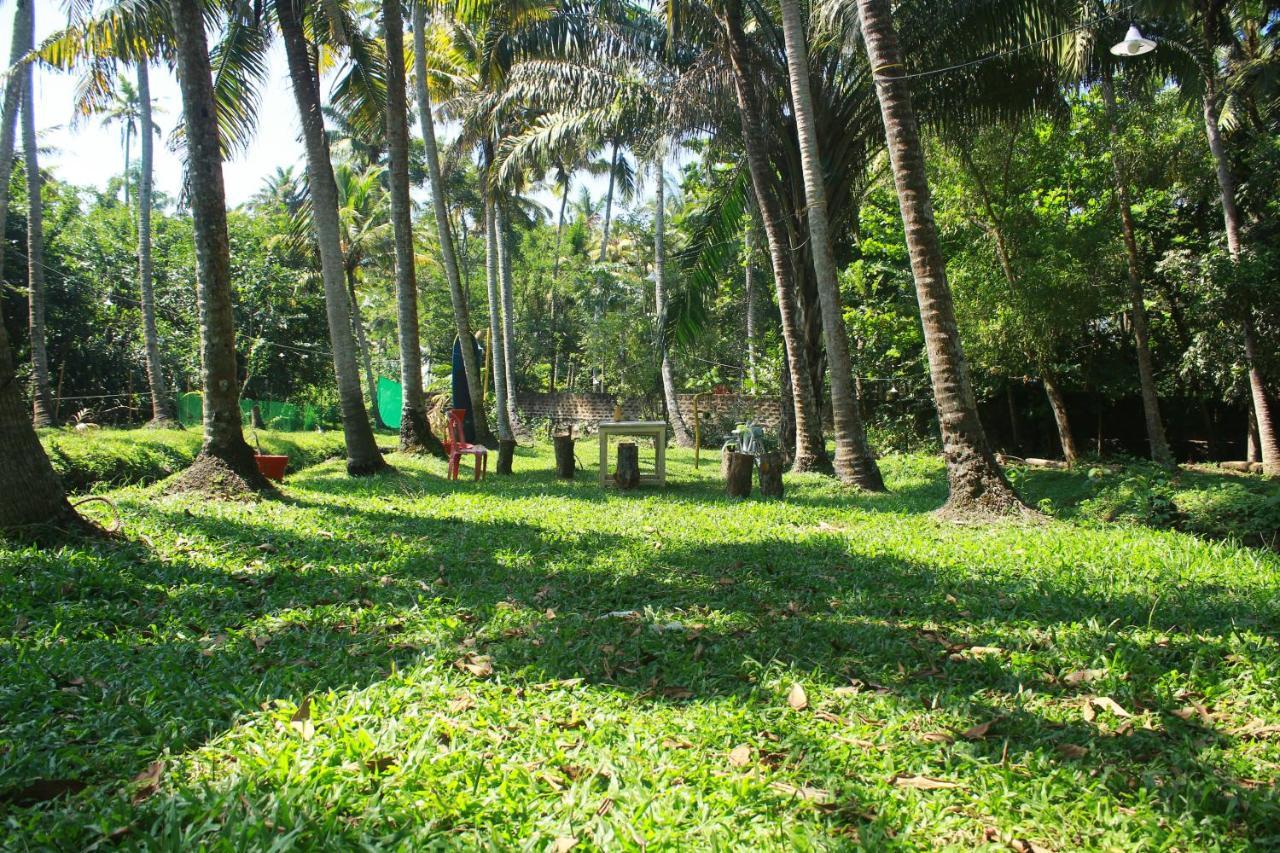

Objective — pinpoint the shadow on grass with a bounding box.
[2,453,1277,842]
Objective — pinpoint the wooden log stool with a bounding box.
[614,442,640,489]
[757,450,784,498]
[553,433,575,479]
[726,450,753,498]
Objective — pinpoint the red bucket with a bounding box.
[254,454,289,482]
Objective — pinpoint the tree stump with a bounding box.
[720,443,738,482]
[497,439,516,475]
[726,451,753,498]
[553,434,575,479]
[757,451,784,499]
[614,442,640,489]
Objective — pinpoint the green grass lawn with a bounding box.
[2,443,1278,848]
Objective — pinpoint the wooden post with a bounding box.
[554,433,575,479]
[726,451,753,498]
[720,442,737,482]
[757,450,784,498]
[615,441,640,489]
[497,439,516,474]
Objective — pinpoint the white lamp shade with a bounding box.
[1111,25,1156,57]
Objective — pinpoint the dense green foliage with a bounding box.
[1,444,1277,847]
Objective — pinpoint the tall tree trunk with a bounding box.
[721,1,828,472]
[1201,69,1279,474]
[744,218,757,387]
[1005,383,1023,454]
[495,201,521,433]
[378,0,443,457]
[136,61,174,425]
[553,174,570,278]
[654,161,693,446]
[778,0,884,491]
[1099,72,1173,467]
[1041,369,1078,465]
[20,23,52,428]
[167,0,270,492]
[346,266,382,429]
[856,0,1024,513]
[412,3,493,446]
[0,0,85,534]
[599,142,618,262]
[485,194,512,441]
[279,0,388,473]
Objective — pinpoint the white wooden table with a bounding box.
[597,421,667,487]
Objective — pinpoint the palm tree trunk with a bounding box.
[279,0,389,473]
[720,1,828,472]
[778,0,884,491]
[1201,75,1278,475]
[21,33,52,427]
[654,161,693,446]
[1098,72,1173,467]
[495,201,521,433]
[413,2,494,447]
[0,0,85,535]
[1041,370,1078,465]
[375,0,446,458]
[167,0,269,492]
[485,195,512,442]
[122,121,131,209]
[599,142,618,262]
[856,0,1023,513]
[553,175,569,279]
[136,61,174,426]
[346,266,382,430]
[744,219,757,387]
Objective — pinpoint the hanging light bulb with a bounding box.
[1111,25,1156,57]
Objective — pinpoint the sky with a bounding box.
[7,5,308,208]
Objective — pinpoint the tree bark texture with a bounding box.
[856,0,1024,514]
[1041,371,1078,465]
[413,2,492,447]
[778,0,884,491]
[279,0,387,474]
[554,433,575,478]
[485,193,513,442]
[757,450,784,498]
[136,61,174,425]
[614,441,639,489]
[167,0,268,489]
[21,10,52,427]
[654,162,694,446]
[495,201,522,434]
[721,1,827,472]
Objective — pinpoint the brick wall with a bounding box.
[515,392,781,435]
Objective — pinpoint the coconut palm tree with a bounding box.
[412,2,496,447]
[20,2,53,427]
[652,157,694,446]
[0,0,88,535]
[97,77,142,207]
[166,0,272,492]
[134,60,175,425]
[776,0,884,490]
[855,0,1025,514]
[275,0,391,473]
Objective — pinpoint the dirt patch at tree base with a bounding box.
[164,453,277,500]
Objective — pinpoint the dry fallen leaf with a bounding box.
[1009,837,1052,853]
[1081,698,1096,723]
[253,635,270,652]
[962,720,996,740]
[290,696,314,740]
[728,744,753,767]
[892,774,962,790]
[448,695,476,713]
[787,683,809,711]
[1090,696,1132,718]
[131,762,164,803]
[921,732,955,744]
[454,654,494,678]
[1063,668,1105,686]
[1056,743,1088,759]
[770,781,836,804]
[1171,702,1212,725]
[552,836,578,852]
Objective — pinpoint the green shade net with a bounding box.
[177,392,202,427]
[377,377,402,430]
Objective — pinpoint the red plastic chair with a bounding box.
[446,408,488,481]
